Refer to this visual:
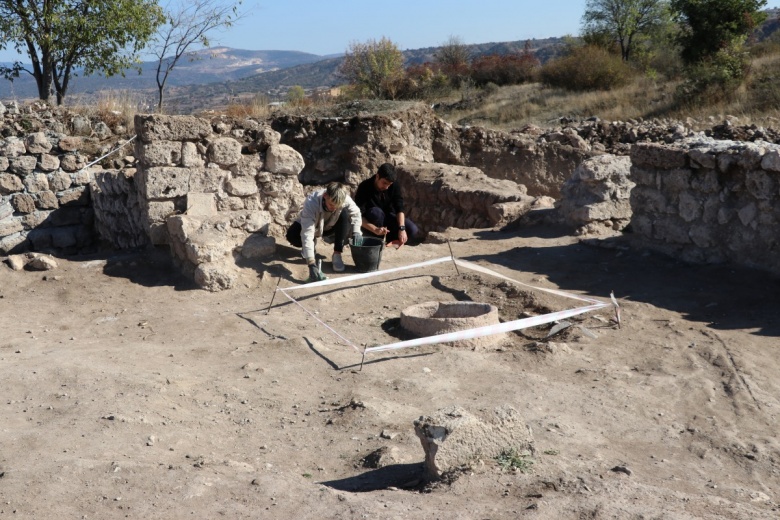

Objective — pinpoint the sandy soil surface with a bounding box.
[2,224,780,519]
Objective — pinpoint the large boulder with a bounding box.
[396,162,535,234]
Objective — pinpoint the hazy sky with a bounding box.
[2,0,780,62]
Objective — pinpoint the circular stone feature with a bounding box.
[400,301,504,349]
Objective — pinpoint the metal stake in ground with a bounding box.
[447,239,461,275]
[610,291,621,329]
[265,275,283,314]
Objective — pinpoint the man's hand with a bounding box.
[398,229,408,247]
[307,264,327,283]
[373,225,389,236]
[352,232,363,247]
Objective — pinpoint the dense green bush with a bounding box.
[674,46,750,107]
[539,45,635,91]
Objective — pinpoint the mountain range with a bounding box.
[0,38,567,112]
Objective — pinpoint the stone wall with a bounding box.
[272,102,596,199]
[630,139,780,274]
[132,114,305,290]
[0,132,108,255]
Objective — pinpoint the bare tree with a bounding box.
[434,35,471,86]
[150,0,243,112]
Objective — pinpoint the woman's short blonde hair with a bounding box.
[325,182,348,208]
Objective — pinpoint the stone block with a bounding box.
[189,166,225,193]
[135,114,212,143]
[186,193,217,216]
[414,405,533,481]
[10,156,37,176]
[661,169,692,192]
[57,186,90,206]
[5,254,26,270]
[193,262,236,292]
[265,144,305,176]
[241,234,275,259]
[147,200,177,222]
[184,229,236,264]
[0,216,23,236]
[72,168,94,186]
[0,137,27,157]
[181,142,205,168]
[0,173,24,194]
[225,175,258,196]
[0,199,12,220]
[60,153,87,172]
[207,137,242,166]
[745,170,774,200]
[688,149,717,169]
[678,192,702,222]
[487,200,533,226]
[761,150,780,172]
[12,193,36,214]
[631,143,687,170]
[0,231,27,254]
[0,156,8,171]
[690,170,720,193]
[38,154,60,172]
[27,253,58,270]
[35,191,59,210]
[25,132,53,154]
[23,173,49,193]
[22,210,53,229]
[140,166,192,199]
[58,136,82,152]
[138,140,182,166]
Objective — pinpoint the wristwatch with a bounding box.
[398,226,406,231]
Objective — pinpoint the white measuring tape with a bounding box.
[276,256,615,360]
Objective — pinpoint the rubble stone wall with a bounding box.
[630,139,780,275]
[0,131,102,255]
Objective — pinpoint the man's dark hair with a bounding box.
[377,163,397,182]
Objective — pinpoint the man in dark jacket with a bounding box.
[353,163,419,247]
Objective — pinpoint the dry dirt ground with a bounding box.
[2,224,780,519]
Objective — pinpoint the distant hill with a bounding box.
[165,37,571,112]
[0,47,328,100]
[2,7,777,111]
[0,38,569,110]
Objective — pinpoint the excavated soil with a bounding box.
[2,225,780,519]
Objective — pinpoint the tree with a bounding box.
[150,0,243,112]
[339,37,404,99]
[670,0,767,64]
[582,0,670,61]
[0,0,164,105]
[286,85,306,106]
[435,35,471,84]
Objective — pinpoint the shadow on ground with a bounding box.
[321,463,425,492]
[467,227,780,337]
[92,248,198,290]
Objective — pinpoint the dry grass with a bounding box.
[436,50,780,131]
[66,90,150,135]
[223,93,272,119]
